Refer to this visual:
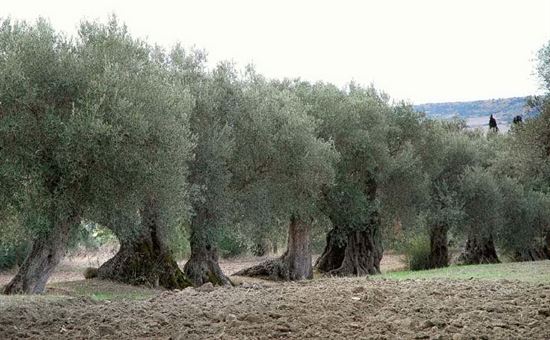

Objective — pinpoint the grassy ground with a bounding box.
[47,280,162,301]
[378,260,550,283]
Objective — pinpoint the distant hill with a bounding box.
[414,97,536,131]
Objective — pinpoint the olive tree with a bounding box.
[415,123,481,268]
[456,166,501,264]
[180,61,240,286]
[285,82,392,276]
[380,104,430,250]
[229,72,338,281]
[489,100,550,261]
[0,18,194,293]
[76,20,195,289]
[497,178,550,261]
[0,19,94,293]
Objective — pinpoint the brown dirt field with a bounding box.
[1,277,549,339]
[3,253,549,339]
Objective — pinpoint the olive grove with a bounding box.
[2,18,550,295]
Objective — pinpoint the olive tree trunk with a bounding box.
[235,216,313,280]
[329,229,382,276]
[429,224,449,268]
[514,248,550,261]
[183,206,231,286]
[513,229,550,261]
[459,234,500,265]
[3,212,80,294]
[97,199,190,289]
[315,215,383,276]
[282,216,312,280]
[314,228,346,273]
[316,175,383,276]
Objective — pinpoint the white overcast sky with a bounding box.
[3,0,550,103]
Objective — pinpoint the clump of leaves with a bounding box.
[404,232,432,271]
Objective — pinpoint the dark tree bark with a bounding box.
[327,224,383,276]
[314,228,347,273]
[316,175,384,276]
[183,206,231,286]
[184,239,231,286]
[513,248,550,261]
[97,199,191,289]
[234,216,313,280]
[429,224,449,268]
[513,229,550,262]
[315,226,383,276]
[3,212,80,294]
[459,234,500,265]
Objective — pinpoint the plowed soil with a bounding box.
[1,277,549,339]
[1,256,549,339]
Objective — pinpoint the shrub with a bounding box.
[404,232,432,271]
[219,230,248,258]
[0,242,29,271]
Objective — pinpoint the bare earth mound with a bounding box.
[1,277,549,339]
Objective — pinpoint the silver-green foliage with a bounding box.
[497,177,550,255]
[233,71,338,227]
[458,166,502,240]
[420,125,483,233]
[290,82,392,233]
[0,17,194,245]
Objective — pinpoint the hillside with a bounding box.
[414,96,536,131]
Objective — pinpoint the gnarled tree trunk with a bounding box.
[3,212,80,294]
[314,228,347,273]
[429,224,449,268]
[183,206,231,286]
[514,248,550,261]
[97,199,190,289]
[326,224,383,276]
[332,230,382,276]
[316,175,384,276]
[316,214,383,276]
[459,234,500,265]
[513,229,550,262]
[235,216,312,280]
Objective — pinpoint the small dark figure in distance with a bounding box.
[513,115,523,125]
[489,114,499,132]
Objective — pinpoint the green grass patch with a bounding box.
[378,260,550,283]
[48,279,161,301]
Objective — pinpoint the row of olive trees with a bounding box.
[387,37,550,269]
[2,18,550,294]
[375,119,550,270]
[449,41,550,266]
[0,18,340,293]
